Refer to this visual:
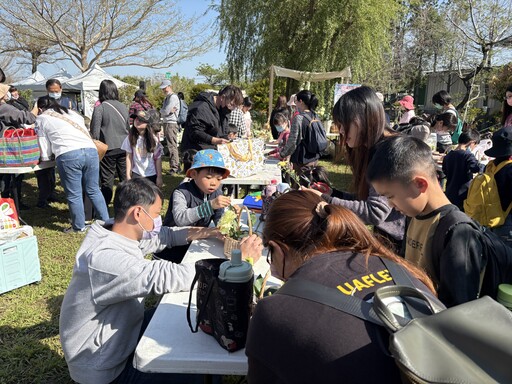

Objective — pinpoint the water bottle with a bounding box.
[219,249,254,283]
[263,179,278,197]
[214,249,254,351]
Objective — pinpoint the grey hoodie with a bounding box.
[59,220,195,384]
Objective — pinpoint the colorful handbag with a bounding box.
[0,128,40,167]
[218,138,264,178]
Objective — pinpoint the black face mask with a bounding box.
[220,106,231,116]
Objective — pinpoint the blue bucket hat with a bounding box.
[186,149,230,178]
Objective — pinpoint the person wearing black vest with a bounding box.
[155,149,232,262]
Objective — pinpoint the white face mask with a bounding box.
[138,208,163,240]
[49,92,61,99]
[275,125,285,133]
[4,91,11,101]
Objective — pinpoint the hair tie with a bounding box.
[315,201,329,219]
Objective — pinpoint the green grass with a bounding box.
[0,156,351,384]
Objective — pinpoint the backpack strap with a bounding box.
[431,205,488,294]
[275,256,423,326]
[276,277,383,326]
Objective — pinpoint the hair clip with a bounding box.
[315,201,329,219]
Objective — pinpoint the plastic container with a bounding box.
[0,236,40,294]
[497,284,512,311]
[276,182,291,194]
[219,249,253,283]
[426,133,437,152]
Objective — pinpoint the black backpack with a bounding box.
[301,113,328,154]
[432,205,512,299]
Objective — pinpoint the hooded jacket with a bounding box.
[59,220,195,384]
[180,92,228,151]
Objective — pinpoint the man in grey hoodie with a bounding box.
[59,178,263,383]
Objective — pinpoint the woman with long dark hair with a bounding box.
[91,80,130,205]
[303,86,405,251]
[36,97,109,233]
[246,190,436,384]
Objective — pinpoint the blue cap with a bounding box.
[186,149,230,178]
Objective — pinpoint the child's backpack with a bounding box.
[177,99,188,125]
[277,256,512,384]
[432,205,512,300]
[301,114,328,154]
[464,160,512,228]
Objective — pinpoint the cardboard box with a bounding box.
[0,236,41,294]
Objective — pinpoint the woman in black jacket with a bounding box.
[246,191,436,384]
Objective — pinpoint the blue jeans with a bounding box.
[57,148,109,230]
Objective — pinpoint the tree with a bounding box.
[446,0,512,109]
[217,0,401,90]
[1,30,60,73]
[196,63,230,87]
[0,0,214,72]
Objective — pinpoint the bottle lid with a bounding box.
[219,249,253,283]
[497,284,512,306]
[271,179,277,184]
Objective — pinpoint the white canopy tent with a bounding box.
[268,65,352,120]
[12,70,45,86]
[13,64,132,117]
[64,64,132,118]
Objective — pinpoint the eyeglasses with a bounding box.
[505,95,512,100]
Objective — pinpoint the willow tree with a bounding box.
[217,0,401,88]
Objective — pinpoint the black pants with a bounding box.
[0,174,22,201]
[35,167,56,204]
[100,149,126,205]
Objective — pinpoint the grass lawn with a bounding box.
[0,157,351,384]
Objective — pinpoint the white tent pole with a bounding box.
[268,65,274,124]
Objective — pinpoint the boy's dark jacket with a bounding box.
[163,180,222,227]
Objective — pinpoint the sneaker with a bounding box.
[63,225,90,234]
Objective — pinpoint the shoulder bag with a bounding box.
[44,110,108,160]
[103,101,130,133]
[276,258,512,384]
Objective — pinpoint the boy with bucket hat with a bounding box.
[156,149,232,262]
[484,126,512,243]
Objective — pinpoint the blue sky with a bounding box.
[36,0,226,82]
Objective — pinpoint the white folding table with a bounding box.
[134,237,280,377]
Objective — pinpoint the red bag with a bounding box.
[0,198,20,230]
